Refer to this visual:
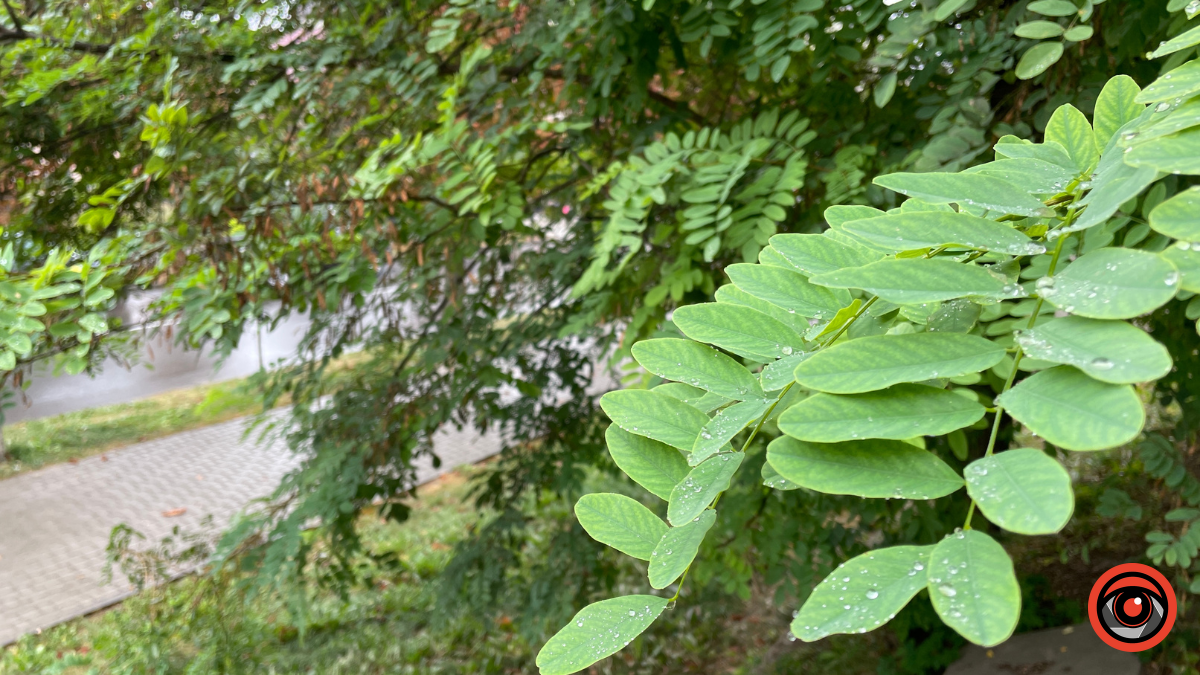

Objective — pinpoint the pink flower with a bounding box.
[562,205,571,215]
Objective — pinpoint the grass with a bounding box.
[0,379,266,479]
[0,352,370,479]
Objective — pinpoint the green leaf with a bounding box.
[1044,104,1098,172]
[1135,60,1200,103]
[1014,21,1064,38]
[1150,24,1200,59]
[873,172,1053,217]
[1121,98,1200,146]
[762,461,800,490]
[63,355,88,376]
[31,282,81,299]
[574,493,669,560]
[1093,75,1144,147]
[536,596,669,675]
[84,286,115,306]
[1150,186,1200,240]
[760,352,810,392]
[949,429,969,461]
[842,212,1045,256]
[1063,25,1093,41]
[965,448,1074,534]
[966,158,1076,194]
[726,264,850,320]
[769,233,880,276]
[691,398,771,465]
[766,436,964,499]
[605,426,690,501]
[826,204,886,229]
[1125,127,1200,175]
[673,302,806,361]
[1040,248,1179,319]
[935,0,969,21]
[648,510,716,589]
[778,384,985,442]
[791,545,934,641]
[600,389,709,451]
[993,140,1077,170]
[997,366,1145,451]
[1165,507,1200,522]
[0,350,15,371]
[874,72,897,108]
[1027,0,1078,16]
[928,531,1020,647]
[715,285,811,335]
[668,452,743,525]
[1066,162,1158,232]
[811,259,1025,305]
[6,333,32,355]
[1015,316,1172,384]
[653,383,731,414]
[793,332,1006,394]
[1016,42,1064,80]
[1162,242,1200,292]
[632,338,764,400]
[77,313,108,334]
[927,299,982,333]
[770,54,791,82]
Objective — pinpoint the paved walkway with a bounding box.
[0,412,502,646]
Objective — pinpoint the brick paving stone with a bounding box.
[0,409,504,645]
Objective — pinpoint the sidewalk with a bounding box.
[0,411,502,646]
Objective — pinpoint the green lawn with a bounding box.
[0,379,265,479]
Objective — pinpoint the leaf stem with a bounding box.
[963,220,1075,529]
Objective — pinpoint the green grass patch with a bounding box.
[0,379,265,479]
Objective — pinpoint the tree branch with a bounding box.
[1,0,23,36]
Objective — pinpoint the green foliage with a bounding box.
[548,60,1200,668]
[5,0,1200,671]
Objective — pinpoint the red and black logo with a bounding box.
[1088,563,1176,652]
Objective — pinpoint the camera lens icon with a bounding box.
[1089,563,1176,652]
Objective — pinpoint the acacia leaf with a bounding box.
[997,366,1145,451]
[928,531,1020,647]
[778,383,985,442]
[766,436,964,499]
[965,448,1074,535]
[537,596,669,675]
[791,545,935,641]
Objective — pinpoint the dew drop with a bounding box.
[937,584,957,597]
[866,589,879,600]
[1090,357,1114,370]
